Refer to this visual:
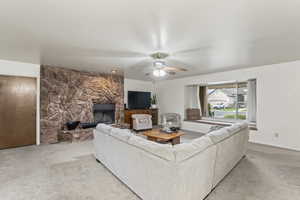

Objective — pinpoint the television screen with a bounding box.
[128,91,151,109]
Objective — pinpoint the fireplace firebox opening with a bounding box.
[93,103,115,124]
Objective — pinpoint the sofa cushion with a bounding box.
[128,135,175,161]
[173,136,213,162]
[208,122,249,144]
[96,123,113,135]
[237,122,249,129]
[136,118,150,124]
[207,128,230,143]
[110,128,132,142]
[225,124,241,134]
[208,125,224,133]
[225,122,248,135]
[132,114,152,119]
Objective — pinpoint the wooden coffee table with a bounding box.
[142,129,184,145]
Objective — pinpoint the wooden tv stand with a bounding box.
[124,109,158,128]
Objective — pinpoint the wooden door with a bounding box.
[0,75,36,149]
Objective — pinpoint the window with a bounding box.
[185,80,256,123]
[203,82,253,122]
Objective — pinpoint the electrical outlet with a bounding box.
[274,133,279,138]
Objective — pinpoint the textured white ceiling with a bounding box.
[1,0,300,80]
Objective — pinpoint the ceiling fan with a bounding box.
[145,52,188,77]
[56,46,200,79]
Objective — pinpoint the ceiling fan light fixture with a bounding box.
[153,69,166,77]
[153,60,165,67]
[111,69,117,74]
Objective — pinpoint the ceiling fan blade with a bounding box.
[163,66,188,72]
[129,59,153,70]
[172,46,211,57]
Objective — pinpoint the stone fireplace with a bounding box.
[93,103,115,124]
[40,66,124,144]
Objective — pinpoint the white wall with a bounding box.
[0,59,41,145]
[156,60,300,151]
[124,79,155,105]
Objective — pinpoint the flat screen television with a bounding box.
[128,91,151,109]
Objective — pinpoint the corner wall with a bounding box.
[0,59,41,145]
[156,61,300,151]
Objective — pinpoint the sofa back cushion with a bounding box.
[128,135,175,161]
[173,136,213,162]
[96,123,113,135]
[208,122,248,144]
[225,122,248,134]
[110,128,133,142]
[207,128,230,144]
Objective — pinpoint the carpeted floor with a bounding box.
[0,139,299,200]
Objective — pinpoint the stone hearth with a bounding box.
[40,66,124,144]
[58,128,94,143]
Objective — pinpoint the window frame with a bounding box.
[204,81,248,122]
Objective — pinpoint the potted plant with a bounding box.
[151,94,158,109]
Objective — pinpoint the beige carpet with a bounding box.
[0,140,299,200]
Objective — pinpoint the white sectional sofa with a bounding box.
[93,122,249,200]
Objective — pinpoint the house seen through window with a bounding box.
[207,82,247,121]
